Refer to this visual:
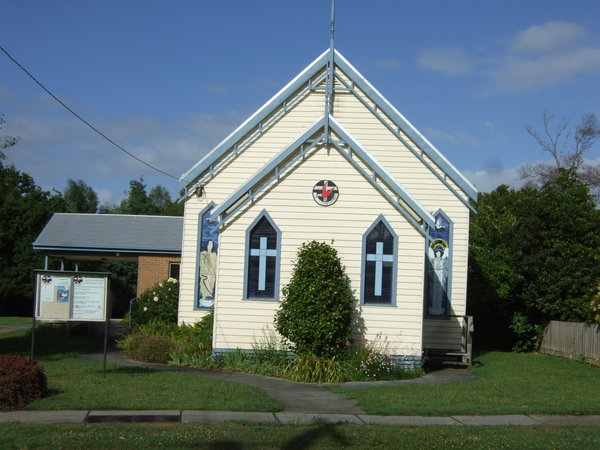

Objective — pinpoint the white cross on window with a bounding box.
[250,236,277,291]
[366,241,393,296]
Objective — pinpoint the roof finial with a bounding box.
[330,0,335,52]
[324,0,336,145]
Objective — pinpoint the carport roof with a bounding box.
[33,213,183,257]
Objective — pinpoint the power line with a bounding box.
[0,45,179,180]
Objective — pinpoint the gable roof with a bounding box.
[180,49,477,206]
[179,50,330,190]
[33,213,183,256]
[209,114,436,235]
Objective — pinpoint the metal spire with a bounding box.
[330,0,335,52]
[324,0,335,144]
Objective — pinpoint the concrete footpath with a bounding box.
[2,325,600,426]
[1,410,600,426]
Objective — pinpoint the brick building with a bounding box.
[34,213,182,297]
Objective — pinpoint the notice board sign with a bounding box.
[34,270,110,322]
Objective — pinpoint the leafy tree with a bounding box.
[117,178,153,214]
[469,169,600,351]
[95,178,182,315]
[63,178,98,213]
[116,178,183,216]
[274,241,355,358]
[518,170,599,320]
[467,185,526,350]
[0,114,66,314]
[0,113,19,150]
[520,111,600,202]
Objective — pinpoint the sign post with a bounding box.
[33,270,111,376]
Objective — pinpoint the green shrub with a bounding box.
[282,354,348,383]
[0,353,48,411]
[132,320,181,337]
[117,333,178,363]
[121,313,214,365]
[250,329,288,366]
[274,241,355,358]
[590,289,600,324]
[510,312,543,352]
[212,349,254,372]
[130,278,179,326]
[349,333,405,380]
[169,313,214,364]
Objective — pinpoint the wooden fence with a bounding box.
[540,320,600,365]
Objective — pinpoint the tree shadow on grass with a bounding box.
[1,326,103,360]
[102,366,158,375]
[281,423,350,450]
[207,442,243,450]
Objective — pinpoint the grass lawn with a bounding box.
[0,327,283,412]
[334,351,600,416]
[0,423,599,449]
[0,316,31,326]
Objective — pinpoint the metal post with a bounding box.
[30,315,36,360]
[31,272,38,359]
[102,279,112,378]
[103,314,109,378]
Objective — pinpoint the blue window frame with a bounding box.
[244,211,281,300]
[425,210,453,316]
[361,216,397,305]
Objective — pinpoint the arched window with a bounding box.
[362,216,397,305]
[425,210,452,316]
[245,211,281,300]
[196,203,218,309]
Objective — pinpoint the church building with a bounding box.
[176,45,477,365]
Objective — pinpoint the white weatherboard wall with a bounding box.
[177,90,326,325]
[177,52,474,359]
[212,149,425,357]
[332,77,471,321]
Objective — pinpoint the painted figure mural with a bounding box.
[197,207,218,308]
[426,213,450,315]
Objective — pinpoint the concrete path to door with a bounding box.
[77,347,478,414]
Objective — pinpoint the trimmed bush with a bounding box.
[119,313,214,365]
[130,278,179,326]
[274,241,355,358]
[0,353,48,411]
[117,333,178,363]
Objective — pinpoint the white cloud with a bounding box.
[483,120,496,132]
[376,58,403,69]
[463,166,525,193]
[416,46,474,76]
[425,128,482,148]
[95,187,115,205]
[510,21,586,55]
[416,21,600,94]
[205,84,228,94]
[490,46,600,93]
[2,105,245,203]
[489,21,600,93]
[464,154,600,194]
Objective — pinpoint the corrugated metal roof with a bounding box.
[33,213,183,254]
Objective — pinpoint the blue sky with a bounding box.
[2,0,599,205]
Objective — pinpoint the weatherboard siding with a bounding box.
[423,316,466,350]
[178,56,473,357]
[210,149,424,356]
[178,90,326,325]
[333,87,470,318]
[188,90,325,201]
